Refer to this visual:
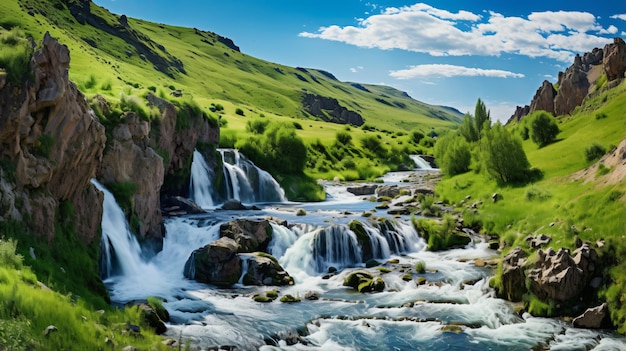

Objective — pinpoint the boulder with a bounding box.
[603,37,626,81]
[527,244,597,302]
[241,253,293,286]
[500,246,527,301]
[572,303,609,329]
[184,237,241,286]
[527,234,552,249]
[138,303,167,335]
[221,199,248,210]
[343,270,385,293]
[376,185,401,199]
[346,184,378,196]
[161,196,205,215]
[219,219,272,252]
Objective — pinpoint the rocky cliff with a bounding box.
[508,37,626,123]
[0,32,106,242]
[1,32,220,248]
[302,93,364,126]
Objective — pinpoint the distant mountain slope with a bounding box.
[2,0,462,131]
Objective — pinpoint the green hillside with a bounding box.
[0,0,461,134]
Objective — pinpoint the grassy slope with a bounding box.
[435,80,626,323]
[2,0,460,133]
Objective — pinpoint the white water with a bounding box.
[410,154,435,170]
[189,150,215,208]
[189,148,287,207]
[98,167,626,350]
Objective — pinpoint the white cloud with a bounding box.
[350,66,364,73]
[300,3,617,62]
[610,14,626,21]
[389,64,524,79]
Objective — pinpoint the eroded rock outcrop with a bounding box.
[603,38,626,81]
[529,80,556,116]
[527,244,597,302]
[508,37,625,122]
[302,93,364,126]
[240,253,294,286]
[499,246,527,301]
[0,32,106,242]
[555,55,590,116]
[98,112,164,241]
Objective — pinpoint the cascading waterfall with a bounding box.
[279,221,424,276]
[93,179,145,278]
[219,149,286,203]
[190,149,215,208]
[188,148,287,207]
[410,155,434,170]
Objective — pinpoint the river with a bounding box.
[95,151,626,350]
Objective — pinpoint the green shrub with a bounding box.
[292,121,303,130]
[524,186,552,201]
[480,123,531,185]
[595,112,608,120]
[235,107,245,116]
[584,142,606,162]
[246,118,269,134]
[434,134,471,176]
[529,111,560,147]
[0,238,23,269]
[0,28,32,84]
[119,94,150,121]
[335,130,352,145]
[414,260,426,273]
[596,163,611,176]
[361,134,386,155]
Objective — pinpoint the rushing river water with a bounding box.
[96,152,626,351]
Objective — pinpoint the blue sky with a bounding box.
[94,0,626,121]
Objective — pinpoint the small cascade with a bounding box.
[268,223,300,260]
[92,179,144,278]
[237,254,253,285]
[190,149,216,208]
[410,155,434,170]
[280,220,425,276]
[219,149,287,203]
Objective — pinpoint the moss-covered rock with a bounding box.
[279,294,301,303]
[343,270,385,293]
[349,220,373,262]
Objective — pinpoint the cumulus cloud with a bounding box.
[611,14,626,21]
[300,3,617,62]
[389,64,524,79]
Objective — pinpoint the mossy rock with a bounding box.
[377,267,392,274]
[416,277,427,286]
[441,325,463,333]
[349,220,373,261]
[279,294,301,303]
[344,270,385,292]
[252,295,273,303]
[265,290,279,299]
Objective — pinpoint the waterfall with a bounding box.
[280,221,425,276]
[410,155,434,170]
[189,149,287,207]
[219,149,287,203]
[190,149,216,208]
[92,179,144,278]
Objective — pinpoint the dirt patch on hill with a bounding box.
[572,138,626,185]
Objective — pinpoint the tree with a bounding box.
[480,123,531,185]
[434,134,471,176]
[529,111,559,147]
[474,98,491,134]
[459,113,479,143]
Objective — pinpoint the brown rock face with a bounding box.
[499,246,527,302]
[241,253,294,286]
[530,80,556,115]
[0,32,106,242]
[184,237,242,286]
[603,37,626,81]
[219,219,272,253]
[302,93,364,126]
[98,112,164,240]
[555,55,590,116]
[527,244,597,302]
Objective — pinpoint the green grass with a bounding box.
[0,239,167,351]
[435,80,626,325]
